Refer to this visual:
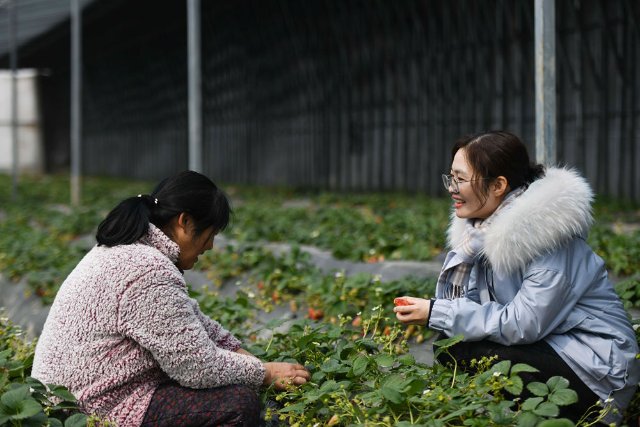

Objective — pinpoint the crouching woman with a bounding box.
[33,171,309,426]
[395,131,639,424]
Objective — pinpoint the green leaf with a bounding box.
[398,353,415,366]
[504,375,523,396]
[382,374,405,388]
[381,375,406,403]
[533,402,560,417]
[374,353,394,368]
[0,370,8,390]
[311,370,325,383]
[25,378,46,394]
[320,358,341,373]
[1,385,30,409]
[521,396,544,411]
[301,389,322,404]
[381,385,403,404]
[51,387,77,402]
[526,382,549,397]
[491,360,512,376]
[537,418,575,427]
[47,418,64,427]
[319,380,339,393]
[404,378,427,396]
[7,360,25,377]
[517,411,540,427]
[381,374,406,404]
[278,401,306,414]
[546,376,570,392]
[351,355,368,376]
[510,363,539,375]
[10,398,42,420]
[549,388,578,406]
[357,338,378,351]
[15,411,47,427]
[433,334,464,349]
[64,413,89,427]
[359,390,383,406]
[440,403,483,421]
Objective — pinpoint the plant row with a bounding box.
[0,304,616,427]
[191,244,633,425]
[1,175,638,305]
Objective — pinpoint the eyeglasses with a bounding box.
[441,174,487,193]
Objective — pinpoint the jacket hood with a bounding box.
[446,167,594,275]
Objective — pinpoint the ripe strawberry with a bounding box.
[308,307,324,320]
[394,297,410,306]
[351,315,362,327]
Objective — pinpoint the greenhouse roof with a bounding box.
[0,0,96,61]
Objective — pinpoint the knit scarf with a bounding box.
[439,186,526,299]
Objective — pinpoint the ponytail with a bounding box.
[96,195,155,247]
[526,163,546,185]
[96,171,231,248]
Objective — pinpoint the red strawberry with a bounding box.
[308,307,324,320]
[394,297,410,306]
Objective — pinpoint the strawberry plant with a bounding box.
[615,277,640,309]
[245,310,608,426]
[589,224,640,277]
[227,193,450,262]
[196,242,437,341]
[0,314,91,427]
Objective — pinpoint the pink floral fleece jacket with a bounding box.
[32,224,265,426]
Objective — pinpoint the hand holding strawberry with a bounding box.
[393,296,431,326]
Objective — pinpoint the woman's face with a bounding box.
[448,148,503,219]
[175,223,216,270]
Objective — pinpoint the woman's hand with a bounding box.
[263,362,310,390]
[393,296,430,326]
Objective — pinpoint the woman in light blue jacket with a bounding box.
[395,130,639,423]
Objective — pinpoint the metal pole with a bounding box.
[9,0,18,200]
[187,0,202,172]
[70,0,82,205]
[534,0,556,165]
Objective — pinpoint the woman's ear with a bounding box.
[176,212,190,231]
[492,176,509,197]
[163,212,193,241]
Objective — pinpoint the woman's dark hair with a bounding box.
[451,130,545,204]
[96,171,231,247]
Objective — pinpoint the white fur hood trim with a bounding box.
[446,167,594,275]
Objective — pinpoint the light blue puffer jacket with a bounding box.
[429,167,639,422]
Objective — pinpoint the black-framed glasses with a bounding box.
[441,174,488,193]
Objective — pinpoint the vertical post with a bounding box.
[9,0,18,200]
[70,0,82,205]
[187,0,202,172]
[534,0,556,165]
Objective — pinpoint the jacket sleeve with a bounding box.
[429,263,577,345]
[117,269,265,389]
[189,299,243,351]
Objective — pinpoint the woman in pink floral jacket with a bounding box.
[32,171,309,426]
